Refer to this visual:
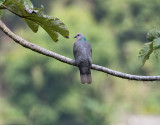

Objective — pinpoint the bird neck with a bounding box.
[81,37,86,42]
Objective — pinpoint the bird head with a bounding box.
[74,33,86,42]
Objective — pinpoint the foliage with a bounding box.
[139,42,153,66]
[0,0,69,42]
[139,30,160,65]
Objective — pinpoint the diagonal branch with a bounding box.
[0,20,160,81]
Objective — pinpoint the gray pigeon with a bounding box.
[73,33,92,84]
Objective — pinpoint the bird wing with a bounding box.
[73,42,79,59]
[85,42,92,65]
[73,41,92,66]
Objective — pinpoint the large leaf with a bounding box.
[22,0,39,32]
[153,38,160,60]
[146,29,160,41]
[24,19,39,32]
[41,24,59,42]
[139,42,153,66]
[24,0,33,8]
[0,0,69,42]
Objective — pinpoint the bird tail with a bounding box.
[80,74,92,84]
[79,67,92,84]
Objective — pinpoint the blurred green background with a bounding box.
[0,0,160,125]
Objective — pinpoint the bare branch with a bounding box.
[0,20,160,81]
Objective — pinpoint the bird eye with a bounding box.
[77,34,79,36]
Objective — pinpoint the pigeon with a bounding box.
[73,33,92,84]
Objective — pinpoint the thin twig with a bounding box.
[0,20,160,81]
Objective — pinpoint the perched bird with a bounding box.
[73,33,92,84]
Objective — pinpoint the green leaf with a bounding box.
[139,42,153,66]
[41,24,59,42]
[24,19,39,33]
[1,0,69,42]
[24,0,33,9]
[153,38,160,60]
[146,29,160,41]
[30,16,69,39]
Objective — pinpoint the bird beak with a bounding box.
[74,36,77,38]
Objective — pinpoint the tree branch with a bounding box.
[0,20,160,81]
